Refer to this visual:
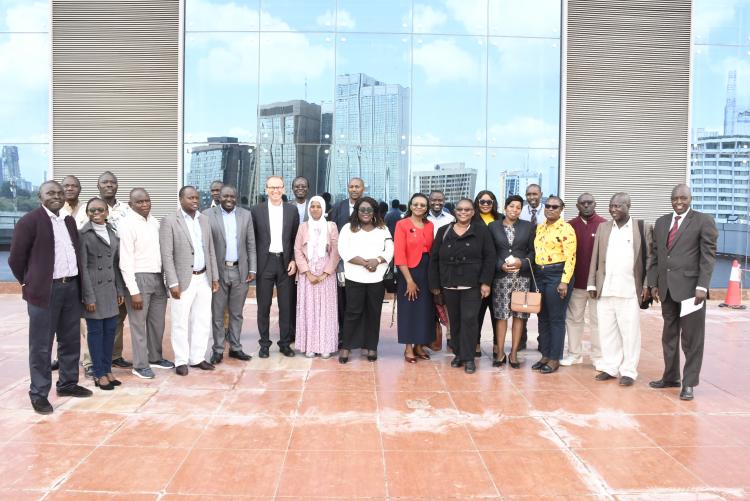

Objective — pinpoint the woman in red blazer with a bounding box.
[394,193,435,363]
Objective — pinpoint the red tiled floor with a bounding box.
[0,298,747,499]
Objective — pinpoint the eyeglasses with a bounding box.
[478,199,494,206]
[411,203,427,208]
[545,204,561,210]
[455,207,473,212]
[358,207,374,214]
[266,185,284,191]
[88,207,106,213]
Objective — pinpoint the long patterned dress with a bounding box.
[296,225,339,355]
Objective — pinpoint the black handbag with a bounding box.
[383,237,397,293]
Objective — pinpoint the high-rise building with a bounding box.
[329,73,410,202]
[257,100,322,195]
[1,146,21,186]
[412,163,477,203]
[187,137,256,207]
[498,171,542,199]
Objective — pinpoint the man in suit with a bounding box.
[587,192,650,386]
[290,176,310,223]
[648,183,718,401]
[160,186,220,375]
[206,185,256,364]
[329,177,365,335]
[384,199,402,237]
[251,175,300,358]
[9,181,93,414]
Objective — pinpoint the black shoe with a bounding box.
[229,350,252,361]
[680,386,694,400]
[84,365,95,379]
[492,352,507,368]
[338,355,349,364]
[56,384,93,398]
[210,352,223,365]
[51,359,59,371]
[531,360,545,371]
[31,397,53,415]
[280,346,295,357]
[175,365,188,376]
[508,353,521,369]
[259,347,270,358]
[619,376,635,386]
[450,358,463,368]
[540,363,559,374]
[190,361,215,371]
[595,372,616,381]
[367,351,378,362]
[112,357,133,368]
[464,361,476,374]
[94,377,114,391]
[649,379,681,389]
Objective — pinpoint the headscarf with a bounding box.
[306,195,329,260]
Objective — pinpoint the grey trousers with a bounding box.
[125,273,168,370]
[211,266,249,354]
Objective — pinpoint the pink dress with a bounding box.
[294,222,340,354]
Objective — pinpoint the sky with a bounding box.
[2,0,748,195]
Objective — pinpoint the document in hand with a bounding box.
[680,297,704,317]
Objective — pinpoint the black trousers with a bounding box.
[337,285,347,336]
[478,294,499,347]
[444,288,482,362]
[28,280,81,399]
[660,291,706,387]
[341,280,385,351]
[256,254,293,349]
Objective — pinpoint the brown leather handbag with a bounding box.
[510,258,542,314]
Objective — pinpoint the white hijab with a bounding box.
[307,195,329,260]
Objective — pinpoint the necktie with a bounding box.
[530,208,537,225]
[667,215,681,249]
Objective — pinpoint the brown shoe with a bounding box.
[190,361,215,371]
[175,365,188,376]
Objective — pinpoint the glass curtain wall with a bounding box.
[183,0,562,206]
[691,0,750,286]
[0,1,49,280]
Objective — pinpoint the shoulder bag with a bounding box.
[510,258,542,314]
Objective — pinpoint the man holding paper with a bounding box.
[647,184,718,401]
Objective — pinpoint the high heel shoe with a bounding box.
[492,352,507,368]
[94,377,114,391]
[508,353,520,369]
[414,347,430,360]
[338,349,350,364]
[404,350,417,364]
[106,373,122,386]
[367,350,378,362]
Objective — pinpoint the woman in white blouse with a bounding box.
[337,196,394,363]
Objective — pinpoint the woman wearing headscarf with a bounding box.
[294,195,340,358]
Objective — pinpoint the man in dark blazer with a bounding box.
[9,181,93,414]
[206,185,256,364]
[251,175,300,358]
[647,183,718,401]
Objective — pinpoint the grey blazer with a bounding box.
[587,219,650,299]
[205,205,257,281]
[79,222,125,319]
[160,209,219,291]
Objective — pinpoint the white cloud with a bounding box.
[443,0,486,35]
[413,4,447,33]
[413,39,480,84]
[316,9,355,30]
[488,117,558,149]
[693,0,739,42]
[186,0,258,31]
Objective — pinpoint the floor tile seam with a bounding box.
[373,383,391,500]
[444,383,502,499]
[536,415,616,500]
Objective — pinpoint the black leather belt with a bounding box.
[52,275,77,283]
[224,261,239,267]
[268,252,283,257]
[192,268,206,275]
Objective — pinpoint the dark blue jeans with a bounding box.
[536,263,574,361]
[86,316,117,378]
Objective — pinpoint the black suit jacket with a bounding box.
[647,209,718,302]
[487,218,537,280]
[329,199,353,231]
[9,206,82,308]
[251,201,300,274]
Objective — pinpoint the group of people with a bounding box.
[8,171,718,415]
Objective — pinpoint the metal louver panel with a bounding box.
[52,0,180,219]
[564,0,691,222]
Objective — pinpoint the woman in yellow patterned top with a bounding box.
[532,195,577,374]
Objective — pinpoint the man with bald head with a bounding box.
[648,184,718,400]
[10,181,93,414]
[587,193,650,386]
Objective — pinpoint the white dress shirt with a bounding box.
[600,218,636,298]
[60,201,88,230]
[520,203,546,225]
[44,206,78,279]
[268,202,284,253]
[118,212,162,295]
[427,210,455,236]
[294,200,307,221]
[222,207,239,262]
[181,209,205,271]
[106,200,129,233]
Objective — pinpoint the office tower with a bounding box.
[412,163,477,203]
[1,146,21,186]
[187,137,255,207]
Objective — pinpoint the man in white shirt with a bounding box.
[519,183,546,226]
[251,176,300,358]
[587,193,650,386]
[161,186,220,375]
[98,171,132,368]
[119,188,172,379]
[290,176,310,223]
[427,190,454,236]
